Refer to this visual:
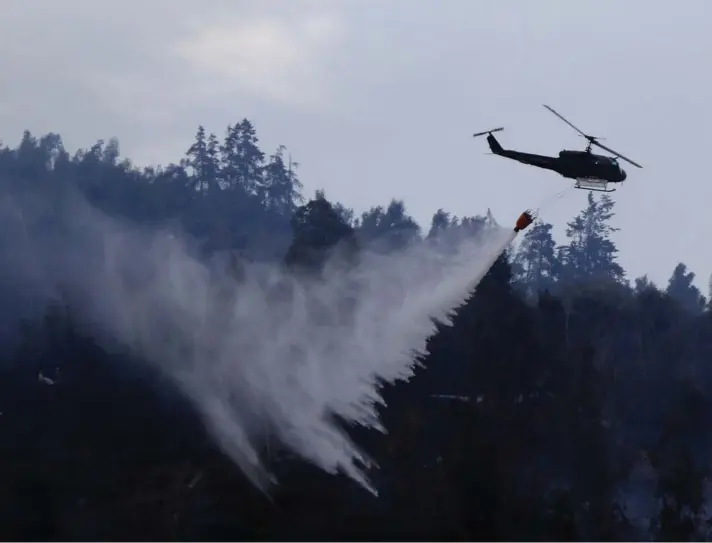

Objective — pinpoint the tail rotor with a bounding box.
[473,127,504,139]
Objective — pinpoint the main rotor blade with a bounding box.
[543,104,589,138]
[591,140,643,168]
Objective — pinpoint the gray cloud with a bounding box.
[1,0,711,286]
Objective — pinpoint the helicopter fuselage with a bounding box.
[485,133,627,184]
[556,150,627,182]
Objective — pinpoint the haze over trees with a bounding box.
[1,121,711,541]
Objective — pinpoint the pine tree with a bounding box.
[206,132,220,187]
[262,145,303,215]
[513,219,559,296]
[665,263,705,313]
[634,274,656,294]
[357,199,420,251]
[220,119,265,197]
[185,126,220,193]
[426,209,456,240]
[102,137,121,166]
[560,192,624,283]
[285,193,358,274]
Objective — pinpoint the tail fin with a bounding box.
[486,134,504,155]
[472,127,504,155]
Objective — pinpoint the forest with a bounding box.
[0,120,711,541]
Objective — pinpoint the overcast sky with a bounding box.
[1,0,711,288]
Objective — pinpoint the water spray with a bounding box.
[0,185,541,498]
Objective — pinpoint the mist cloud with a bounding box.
[0,182,512,495]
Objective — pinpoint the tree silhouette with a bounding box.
[666,262,706,314]
[559,192,625,284]
[0,124,710,540]
[513,219,559,297]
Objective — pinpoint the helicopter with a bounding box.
[472,105,643,192]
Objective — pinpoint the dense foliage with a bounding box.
[1,122,710,541]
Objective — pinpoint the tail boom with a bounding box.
[472,127,558,173]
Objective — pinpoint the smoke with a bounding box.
[0,183,515,496]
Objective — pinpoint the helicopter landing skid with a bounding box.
[574,178,616,193]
